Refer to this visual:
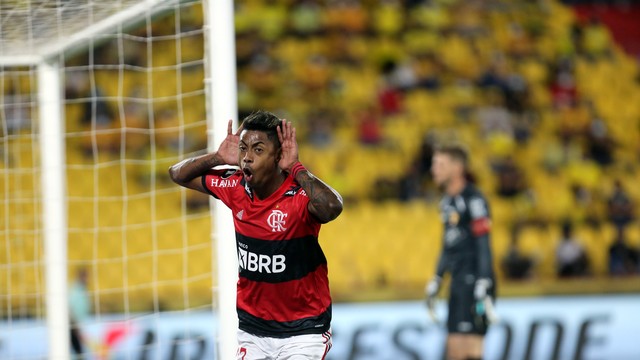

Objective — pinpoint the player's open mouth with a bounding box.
[243,167,254,182]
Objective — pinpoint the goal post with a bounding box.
[203,0,240,359]
[38,59,69,360]
[1,0,238,358]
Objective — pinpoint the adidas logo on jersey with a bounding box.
[236,210,244,220]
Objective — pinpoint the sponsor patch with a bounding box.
[222,169,237,179]
[284,186,301,197]
[448,211,460,226]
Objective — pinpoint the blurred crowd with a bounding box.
[231,0,640,280]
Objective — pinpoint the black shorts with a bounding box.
[447,279,494,335]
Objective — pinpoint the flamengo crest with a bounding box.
[267,209,287,232]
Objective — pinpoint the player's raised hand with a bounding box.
[215,119,242,165]
[276,119,299,172]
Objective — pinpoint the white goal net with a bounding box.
[0,1,237,359]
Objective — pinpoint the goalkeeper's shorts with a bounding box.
[447,279,494,336]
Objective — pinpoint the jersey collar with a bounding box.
[241,173,295,202]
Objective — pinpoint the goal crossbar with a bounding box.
[0,0,180,66]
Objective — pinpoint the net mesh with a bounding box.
[0,65,43,319]
[0,1,156,58]
[1,0,216,357]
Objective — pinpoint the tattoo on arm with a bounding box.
[169,153,223,186]
[295,170,343,223]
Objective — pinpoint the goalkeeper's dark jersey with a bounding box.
[438,184,495,282]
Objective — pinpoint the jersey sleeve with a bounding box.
[469,196,491,237]
[469,194,494,280]
[201,168,242,209]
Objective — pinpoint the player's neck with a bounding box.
[445,176,466,197]
[253,172,286,200]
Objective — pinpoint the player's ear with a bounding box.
[275,146,282,164]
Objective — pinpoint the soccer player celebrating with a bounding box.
[169,111,342,359]
[425,144,496,360]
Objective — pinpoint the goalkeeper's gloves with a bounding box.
[474,278,499,324]
[425,276,442,323]
[474,278,491,301]
[425,276,442,299]
[425,276,441,306]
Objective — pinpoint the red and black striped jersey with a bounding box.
[201,168,331,338]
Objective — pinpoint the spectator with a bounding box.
[378,59,405,115]
[581,16,612,60]
[502,71,529,115]
[608,227,639,276]
[80,87,114,127]
[414,132,436,177]
[290,0,323,37]
[586,115,614,166]
[475,89,513,138]
[607,180,635,231]
[556,221,590,278]
[307,109,335,147]
[550,68,578,110]
[493,156,527,198]
[69,268,91,358]
[414,53,442,91]
[571,183,601,228]
[502,228,535,280]
[2,85,31,134]
[397,164,422,202]
[357,105,384,145]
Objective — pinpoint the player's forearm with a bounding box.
[295,170,343,223]
[435,252,447,278]
[169,152,224,186]
[476,234,493,279]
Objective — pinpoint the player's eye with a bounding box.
[255,148,263,154]
[239,145,247,152]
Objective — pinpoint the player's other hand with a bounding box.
[216,119,242,165]
[425,276,441,316]
[276,119,299,173]
[425,276,441,300]
[474,278,491,300]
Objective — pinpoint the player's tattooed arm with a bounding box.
[295,170,344,223]
[169,152,224,187]
[277,119,343,223]
[169,119,240,192]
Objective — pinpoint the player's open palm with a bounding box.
[216,119,242,165]
[277,119,299,172]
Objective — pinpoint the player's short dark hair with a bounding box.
[435,143,469,169]
[241,110,282,149]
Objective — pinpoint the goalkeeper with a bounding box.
[425,144,496,360]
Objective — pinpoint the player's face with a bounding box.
[431,152,461,188]
[239,130,280,188]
